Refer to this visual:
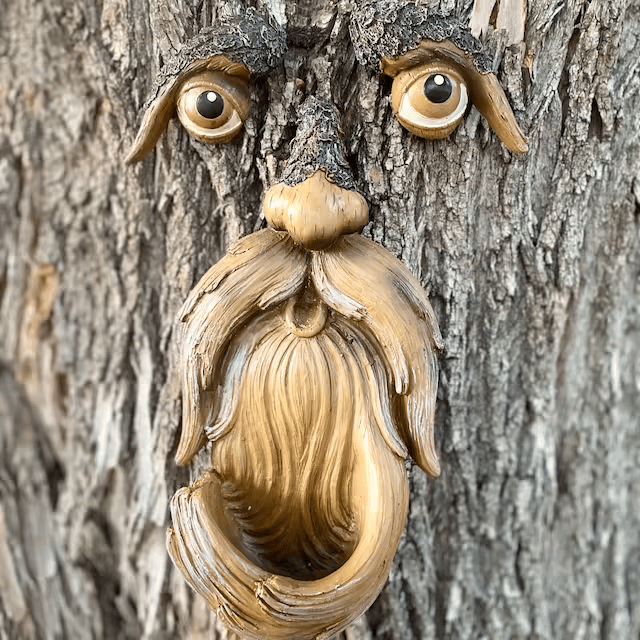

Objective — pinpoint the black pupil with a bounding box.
[423,75,453,103]
[196,91,225,119]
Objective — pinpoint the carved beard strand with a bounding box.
[212,306,392,580]
[169,227,442,638]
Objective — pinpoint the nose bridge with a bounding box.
[263,97,369,250]
[278,97,358,191]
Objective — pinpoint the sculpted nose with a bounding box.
[264,170,368,250]
[263,97,369,250]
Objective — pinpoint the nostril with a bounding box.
[263,170,369,250]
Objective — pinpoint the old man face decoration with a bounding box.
[127,4,527,639]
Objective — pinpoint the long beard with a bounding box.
[175,228,442,581]
[214,313,362,579]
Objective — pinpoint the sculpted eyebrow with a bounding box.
[349,1,493,73]
[153,8,286,87]
[348,1,528,154]
[127,8,286,163]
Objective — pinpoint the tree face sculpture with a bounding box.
[127,4,526,639]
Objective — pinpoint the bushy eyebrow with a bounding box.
[349,1,493,73]
[139,8,286,111]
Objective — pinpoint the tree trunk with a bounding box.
[1,0,639,639]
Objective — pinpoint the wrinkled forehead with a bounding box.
[156,1,492,85]
[349,2,492,72]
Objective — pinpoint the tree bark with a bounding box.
[1,0,639,639]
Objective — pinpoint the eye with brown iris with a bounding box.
[391,65,469,139]
[176,71,251,144]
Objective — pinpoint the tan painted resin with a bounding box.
[264,170,369,250]
[383,40,528,154]
[176,70,250,144]
[126,55,250,164]
[168,171,443,639]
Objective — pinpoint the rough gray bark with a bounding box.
[1,0,639,639]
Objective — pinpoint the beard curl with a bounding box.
[170,227,442,638]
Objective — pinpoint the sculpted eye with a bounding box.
[125,57,255,164]
[176,71,250,144]
[381,41,528,154]
[392,65,468,139]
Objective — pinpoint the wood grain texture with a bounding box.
[496,0,527,45]
[1,0,640,639]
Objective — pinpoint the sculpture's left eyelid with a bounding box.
[126,57,251,164]
[382,41,528,154]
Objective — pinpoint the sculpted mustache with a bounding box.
[176,226,443,477]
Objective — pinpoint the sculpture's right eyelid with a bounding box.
[175,71,251,145]
[126,56,252,164]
